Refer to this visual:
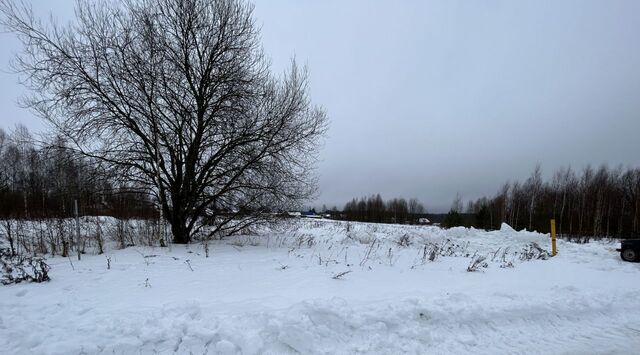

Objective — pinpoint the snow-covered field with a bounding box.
[1,219,639,354]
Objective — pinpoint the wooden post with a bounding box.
[75,199,81,261]
[550,219,557,257]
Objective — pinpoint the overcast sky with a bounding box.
[2,1,640,212]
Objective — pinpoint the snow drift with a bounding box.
[0,219,638,354]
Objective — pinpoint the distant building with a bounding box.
[418,218,431,225]
[301,210,322,219]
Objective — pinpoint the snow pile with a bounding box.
[499,222,516,233]
[265,220,552,269]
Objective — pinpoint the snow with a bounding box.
[1,220,639,354]
[500,222,517,233]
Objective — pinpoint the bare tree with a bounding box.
[0,128,8,192]
[556,166,576,235]
[525,164,542,231]
[451,193,463,214]
[408,198,425,215]
[370,194,386,223]
[1,0,327,243]
[498,182,510,223]
[465,163,640,238]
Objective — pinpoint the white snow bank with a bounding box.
[3,292,640,354]
[1,219,639,354]
[500,222,516,233]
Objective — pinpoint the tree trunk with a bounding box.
[606,202,611,237]
[569,200,574,235]
[618,199,625,237]
[559,190,567,235]
[4,221,15,256]
[634,198,639,235]
[528,196,535,231]
[579,194,585,236]
[170,215,190,244]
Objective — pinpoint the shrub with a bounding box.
[1,248,51,285]
[444,209,464,228]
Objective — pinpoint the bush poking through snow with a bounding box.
[467,255,488,272]
[184,259,194,272]
[332,270,352,279]
[500,261,514,268]
[562,235,592,244]
[421,244,439,263]
[359,239,380,267]
[294,234,316,248]
[519,243,551,261]
[229,236,261,248]
[0,248,50,285]
[396,234,411,247]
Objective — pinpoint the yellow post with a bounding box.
[550,219,557,256]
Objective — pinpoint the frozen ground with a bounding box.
[1,220,639,354]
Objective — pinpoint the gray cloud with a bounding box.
[2,0,640,211]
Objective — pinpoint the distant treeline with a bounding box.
[337,164,640,239]
[341,194,426,224]
[0,126,156,219]
[466,164,640,238]
[4,126,640,239]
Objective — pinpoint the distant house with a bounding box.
[287,211,302,218]
[301,210,322,219]
[418,218,431,225]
